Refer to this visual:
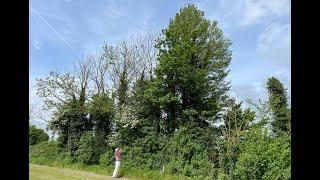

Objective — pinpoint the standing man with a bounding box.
[112,147,122,178]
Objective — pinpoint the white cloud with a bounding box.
[104,0,125,18]
[259,0,291,17]
[32,39,41,50]
[231,81,267,104]
[257,23,291,67]
[240,0,267,26]
[275,67,290,77]
[199,0,290,27]
[252,81,265,94]
[239,0,290,27]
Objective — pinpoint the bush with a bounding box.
[234,127,290,179]
[29,125,49,145]
[112,129,214,179]
[99,149,115,166]
[121,143,163,170]
[216,137,240,179]
[121,146,147,168]
[73,131,111,164]
[162,128,214,178]
[75,131,95,164]
[216,168,229,180]
[29,141,62,163]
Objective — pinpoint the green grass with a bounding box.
[30,164,123,180]
[30,159,188,180]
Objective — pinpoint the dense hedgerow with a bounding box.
[29,141,63,163]
[234,127,291,179]
[99,128,216,178]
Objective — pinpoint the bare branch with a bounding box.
[73,53,93,102]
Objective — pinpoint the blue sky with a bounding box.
[29,0,291,129]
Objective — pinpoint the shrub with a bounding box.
[99,149,115,166]
[162,128,214,178]
[234,127,290,179]
[109,134,164,171]
[29,125,49,145]
[73,131,112,165]
[75,131,95,164]
[216,137,240,179]
[216,168,229,180]
[29,141,62,163]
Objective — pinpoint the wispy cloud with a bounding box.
[239,0,267,26]
[239,0,291,27]
[231,81,268,102]
[257,23,291,67]
[32,39,41,50]
[30,6,73,49]
[196,0,290,28]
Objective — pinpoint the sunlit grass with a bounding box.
[30,159,188,180]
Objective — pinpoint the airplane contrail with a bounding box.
[30,6,73,49]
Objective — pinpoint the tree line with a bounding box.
[31,4,290,179]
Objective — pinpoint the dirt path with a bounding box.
[30,164,129,180]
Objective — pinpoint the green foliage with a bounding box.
[89,94,114,138]
[74,130,112,165]
[222,101,255,131]
[217,101,256,178]
[266,77,290,135]
[75,131,95,164]
[217,138,232,179]
[48,101,90,160]
[29,125,49,145]
[119,135,164,170]
[88,93,114,162]
[99,149,114,166]
[117,69,129,106]
[149,4,232,134]
[234,127,291,179]
[36,71,78,110]
[132,72,162,136]
[107,127,215,178]
[29,141,62,163]
[112,104,140,147]
[162,128,214,178]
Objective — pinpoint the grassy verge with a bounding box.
[30,158,189,180]
[30,164,119,180]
